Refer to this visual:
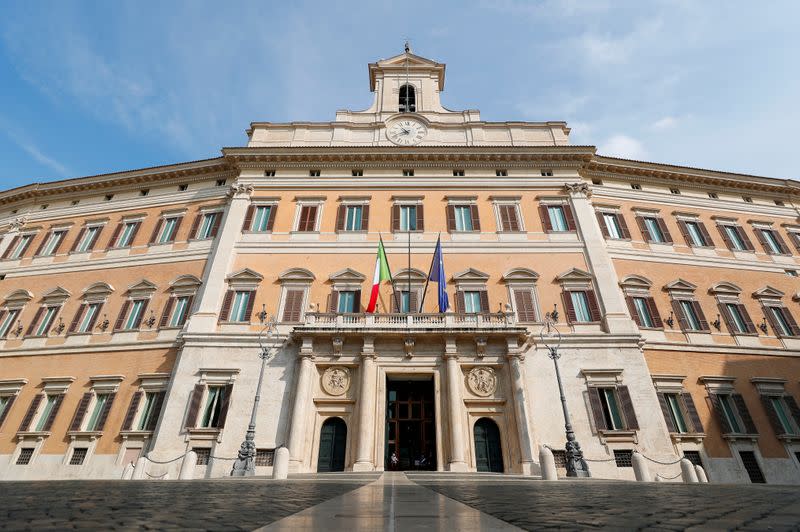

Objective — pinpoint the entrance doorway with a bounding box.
[474,417,504,473]
[385,378,436,471]
[317,417,347,472]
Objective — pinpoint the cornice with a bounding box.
[607,246,799,274]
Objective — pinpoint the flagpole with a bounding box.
[383,235,402,313]
[418,234,439,313]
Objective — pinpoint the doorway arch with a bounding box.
[473,417,504,473]
[317,417,347,472]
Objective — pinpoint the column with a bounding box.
[444,337,468,471]
[287,348,315,471]
[565,183,639,335]
[507,351,536,475]
[353,340,377,471]
[186,182,255,333]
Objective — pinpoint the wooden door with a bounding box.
[474,418,504,473]
[317,417,347,472]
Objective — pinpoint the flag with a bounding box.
[366,237,392,313]
[428,236,449,312]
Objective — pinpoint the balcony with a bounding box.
[296,311,523,335]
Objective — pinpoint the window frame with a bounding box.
[492,199,524,233]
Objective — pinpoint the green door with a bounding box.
[474,418,504,473]
[317,417,347,472]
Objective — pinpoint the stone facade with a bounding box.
[1,50,800,483]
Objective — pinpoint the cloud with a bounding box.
[600,134,648,160]
[576,18,664,66]
[0,118,71,178]
[651,116,678,130]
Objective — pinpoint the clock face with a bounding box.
[387,119,427,145]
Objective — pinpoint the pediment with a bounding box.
[708,281,742,295]
[619,275,652,289]
[395,268,428,282]
[226,268,264,283]
[375,52,441,68]
[279,268,316,283]
[664,279,697,292]
[452,268,490,282]
[4,289,33,304]
[83,282,114,297]
[502,268,540,283]
[42,286,72,300]
[753,286,785,299]
[369,51,446,91]
[170,275,202,290]
[329,268,366,283]
[556,268,593,282]
[126,279,158,293]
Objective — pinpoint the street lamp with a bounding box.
[540,312,590,478]
[231,311,277,476]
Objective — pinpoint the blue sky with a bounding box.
[1,1,798,189]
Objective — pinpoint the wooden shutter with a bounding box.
[789,232,800,252]
[243,290,256,321]
[0,394,15,428]
[18,235,33,257]
[69,228,86,253]
[615,213,631,239]
[671,299,689,331]
[68,304,86,334]
[69,392,94,432]
[159,297,175,328]
[128,221,142,246]
[676,220,693,247]
[761,395,788,436]
[587,387,608,431]
[184,384,205,429]
[217,384,234,428]
[298,206,317,232]
[409,290,419,314]
[586,290,602,322]
[86,303,102,332]
[266,205,277,231]
[682,393,704,433]
[86,226,102,251]
[145,391,165,431]
[209,213,222,238]
[691,300,710,331]
[218,290,234,322]
[562,291,577,323]
[131,299,148,329]
[513,289,536,322]
[732,393,758,434]
[361,205,370,231]
[18,393,44,432]
[470,205,481,231]
[538,205,552,232]
[635,216,650,242]
[2,235,19,259]
[709,394,732,434]
[181,296,194,326]
[415,204,424,231]
[148,219,164,244]
[784,394,800,429]
[781,307,800,336]
[656,217,673,243]
[188,214,202,239]
[563,204,577,231]
[737,304,757,334]
[94,392,116,431]
[121,391,143,431]
[41,394,64,431]
[106,223,123,249]
[595,212,609,238]
[25,306,44,336]
[170,217,183,242]
[646,297,663,328]
[773,231,791,254]
[455,291,465,314]
[657,393,677,432]
[717,224,734,250]
[391,205,401,232]
[327,290,339,313]
[718,302,736,334]
[34,231,51,256]
[242,205,255,231]
[625,296,641,327]
[737,226,755,251]
[617,386,639,430]
[282,290,304,322]
[114,300,131,331]
[335,205,346,231]
[500,205,520,232]
[478,290,490,313]
[697,221,713,247]
[353,289,362,313]
[446,205,457,232]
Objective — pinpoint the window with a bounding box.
[230,291,252,322]
[742,196,753,203]
[766,396,798,435]
[77,303,101,333]
[640,216,670,244]
[601,212,623,239]
[399,291,412,313]
[178,184,188,191]
[200,386,227,428]
[681,220,709,247]
[337,291,357,313]
[265,170,276,177]
[631,297,654,328]
[664,393,689,432]
[196,213,219,239]
[599,388,624,429]
[255,449,274,466]
[296,205,318,232]
[351,169,363,177]
[739,451,765,483]
[453,205,474,231]
[344,205,363,231]
[613,450,633,467]
[105,195,114,201]
[497,204,521,232]
[495,169,507,177]
[723,303,750,334]
[631,183,642,190]
[398,205,418,231]
[169,296,191,328]
[463,291,482,313]
[140,189,149,197]
[592,179,603,185]
[720,225,749,251]
[547,206,569,232]
[570,292,592,322]
[597,211,630,240]
[678,300,703,331]
[717,394,742,433]
[138,391,165,431]
[453,170,465,177]
[402,169,415,177]
[16,448,34,465]
[116,222,140,248]
[84,394,110,431]
[124,300,147,330]
[151,216,180,245]
[250,206,274,232]
[35,306,59,336]
[766,306,798,337]
[551,450,567,468]
[670,188,681,195]
[540,204,575,233]
[215,179,226,187]
[786,270,798,277]
[309,170,320,177]
[35,395,60,431]
[281,289,305,322]
[757,228,789,255]
[38,230,66,256]
[589,382,639,432]
[194,448,211,465]
[708,192,718,199]
[0,395,12,425]
[74,226,101,253]
[69,448,88,465]
[7,234,34,259]
[682,451,702,467]
[512,289,537,322]
[540,169,553,177]
[775,200,785,206]
[0,309,20,338]
[399,84,415,112]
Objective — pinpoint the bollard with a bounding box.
[179,451,197,480]
[132,456,148,480]
[695,464,708,483]
[631,452,651,482]
[272,447,290,479]
[539,446,558,481]
[680,458,698,483]
[122,462,134,480]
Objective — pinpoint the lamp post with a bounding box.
[231,310,277,476]
[540,313,590,477]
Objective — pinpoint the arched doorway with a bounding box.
[317,417,347,472]
[473,417,504,473]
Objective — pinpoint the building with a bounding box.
[1,49,800,483]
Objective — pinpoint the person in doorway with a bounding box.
[390,451,399,470]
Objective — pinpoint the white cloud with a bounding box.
[652,116,678,130]
[576,18,664,66]
[600,134,648,160]
[0,117,70,178]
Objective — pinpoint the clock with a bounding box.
[387,119,427,145]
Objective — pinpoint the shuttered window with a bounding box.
[631,297,653,328]
[758,228,790,255]
[337,291,358,313]
[765,305,800,337]
[642,217,665,243]
[281,289,305,322]
[513,289,537,322]
[0,395,13,429]
[547,206,568,231]
[296,206,318,232]
[588,386,638,432]
[34,306,59,336]
[38,230,66,256]
[399,205,417,231]
[230,291,252,322]
[7,234,33,259]
[454,206,473,231]
[673,299,709,331]
[138,391,165,431]
[0,309,20,338]
[157,217,181,244]
[196,213,220,239]
[683,220,710,247]
[198,385,232,429]
[85,394,109,431]
[720,302,756,334]
[463,291,482,313]
[602,213,623,239]
[657,391,703,434]
[77,303,101,333]
[169,296,191,327]
[116,222,140,247]
[124,299,147,330]
[345,206,363,231]
[35,395,60,431]
[497,204,521,232]
[250,206,274,232]
[570,292,592,322]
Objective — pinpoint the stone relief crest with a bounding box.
[321,366,351,396]
[467,367,497,397]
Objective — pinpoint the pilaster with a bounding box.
[444,336,468,472]
[287,339,315,471]
[506,337,536,475]
[353,336,377,471]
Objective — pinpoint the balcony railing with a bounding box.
[301,311,518,329]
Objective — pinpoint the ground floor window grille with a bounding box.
[682,450,702,467]
[255,449,274,466]
[551,450,566,468]
[69,448,88,465]
[193,448,211,465]
[738,451,765,483]
[16,448,34,465]
[613,450,633,467]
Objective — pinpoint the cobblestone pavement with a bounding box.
[411,474,800,531]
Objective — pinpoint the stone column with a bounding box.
[507,350,536,475]
[287,339,315,471]
[353,337,377,471]
[444,337,468,471]
[565,183,638,335]
[186,182,254,333]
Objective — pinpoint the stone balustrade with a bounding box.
[301,311,518,330]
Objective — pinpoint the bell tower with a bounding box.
[365,45,449,115]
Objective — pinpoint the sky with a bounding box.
[1,1,799,189]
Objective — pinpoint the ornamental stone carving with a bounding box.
[9,216,27,230]
[564,182,592,198]
[321,366,350,396]
[467,367,497,397]
[227,183,255,198]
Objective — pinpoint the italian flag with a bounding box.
[366,238,392,313]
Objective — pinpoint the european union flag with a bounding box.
[428,236,449,312]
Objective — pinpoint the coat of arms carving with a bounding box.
[321,366,351,396]
[467,367,497,397]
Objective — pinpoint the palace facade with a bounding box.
[1,50,800,483]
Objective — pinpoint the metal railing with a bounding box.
[302,311,518,329]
